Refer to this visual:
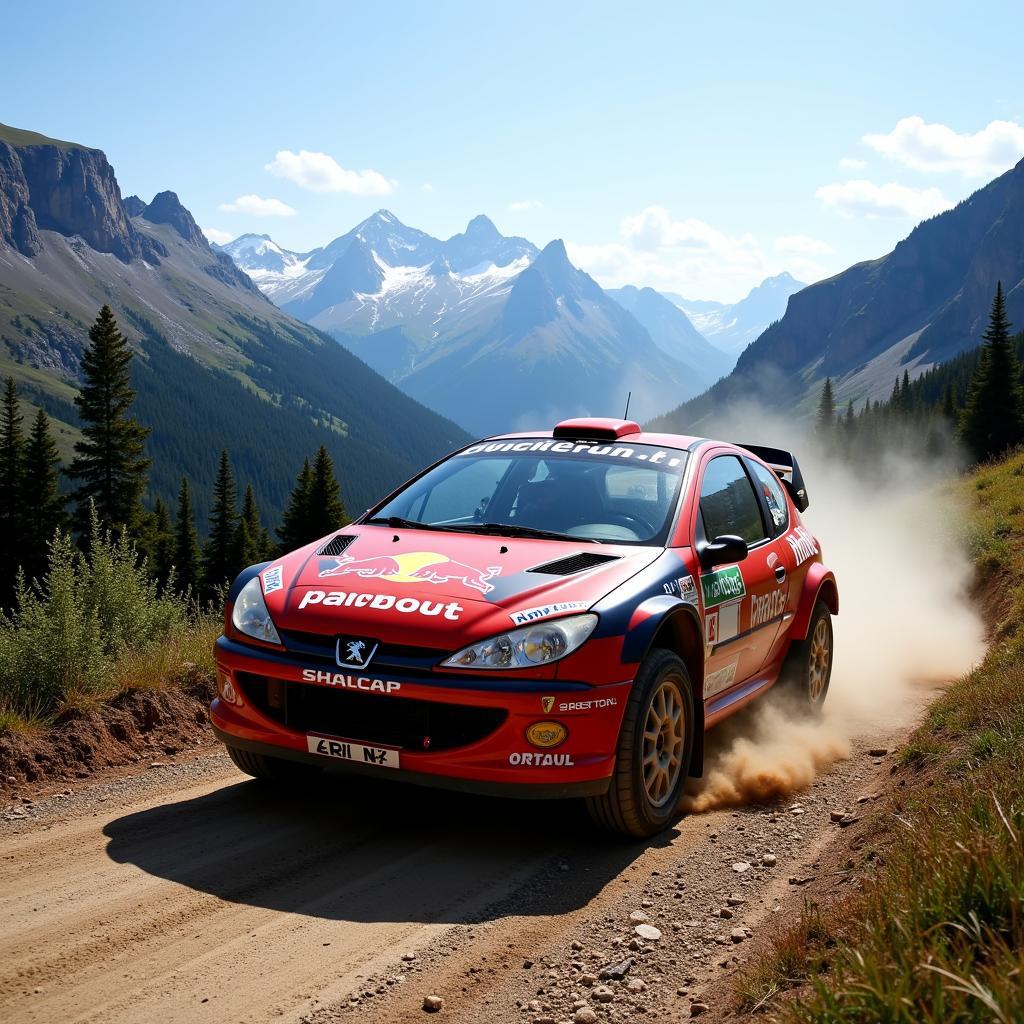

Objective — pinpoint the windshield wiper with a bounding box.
[443,522,598,543]
[363,516,455,532]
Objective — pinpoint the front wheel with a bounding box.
[779,600,833,713]
[585,649,695,838]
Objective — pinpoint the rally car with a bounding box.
[212,418,837,837]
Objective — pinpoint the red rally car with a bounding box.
[212,418,838,837]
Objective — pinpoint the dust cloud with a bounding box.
[681,406,987,814]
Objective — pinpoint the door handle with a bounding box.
[774,565,787,583]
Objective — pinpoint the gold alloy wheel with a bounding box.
[808,616,831,702]
[641,677,686,808]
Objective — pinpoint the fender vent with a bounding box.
[527,551,619,576]
[317,534,355,557]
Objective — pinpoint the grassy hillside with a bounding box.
[733,448,1024,1022]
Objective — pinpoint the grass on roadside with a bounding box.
[734,447,1024,1023]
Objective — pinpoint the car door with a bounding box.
[695,453,786,696]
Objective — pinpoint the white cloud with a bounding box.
[420,183,435,193]
[815,179,952,220]
[839,156,866,169]
[567,205,831,303]
[202,227,234,245]
[863,116,1024,178]
[265,149,393,195]
[218,194,296,217]
[775,234,834,255]
[509,199,543,211]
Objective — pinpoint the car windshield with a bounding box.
[369,438,688,545]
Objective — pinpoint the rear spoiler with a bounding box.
[738,443,810,512]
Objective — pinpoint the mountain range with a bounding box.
[219,215,751,434]
[665,272,805,358]
[0,122,467,524]
[651,156,1024,432]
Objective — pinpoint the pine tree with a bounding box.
[203,449,239,589]
[960,282,1024,462]
[815,378,836,439]
[276,457,314,551]
[0,377,26,598]
[941,380,957,422]
[307,445,348,539]
[900,369,912,412]
[20,407,66,583]
[235,484,273,567]
[173,476,202,593]
[67,305,151,537]
[149,496,175,587]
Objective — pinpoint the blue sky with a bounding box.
[4,1,1023,301]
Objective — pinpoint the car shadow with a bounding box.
[103,773,672,924]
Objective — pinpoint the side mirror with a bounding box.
[698,534,749,570]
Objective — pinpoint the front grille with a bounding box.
[278,628,446,675]
[317,534,356,557]
[528,551,619,576]
[237,673,507,752]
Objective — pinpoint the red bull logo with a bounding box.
[318,551,502,595]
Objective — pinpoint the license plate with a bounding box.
[306,734,401,769]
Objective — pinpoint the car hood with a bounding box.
[260,525,661,648]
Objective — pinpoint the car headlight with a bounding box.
[441,613,597,670]
[231,576,282,645]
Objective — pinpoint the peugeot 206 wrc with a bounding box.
[212,418,838,837]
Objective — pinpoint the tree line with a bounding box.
[0,305,350,607]
[813,282,1024,468]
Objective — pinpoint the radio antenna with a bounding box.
[623,391,631,419]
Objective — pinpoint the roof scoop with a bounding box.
[552,417,641,440]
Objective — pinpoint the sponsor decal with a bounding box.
[459,439,685,470]
[335,636,378,670]
[786,525,819,567]
[318,551,501,595]
[751,588,787,628]
[557,697,618,712]
[704,657,739,696]
[766,551,779,569]
[679,575,699,605]
[307,735,400,769]
[301,668,401,694]
[541,696,555,713]
[705,610,719,645]
[262,565,284,595]
[510,601,589,626]
[525,721,568,749]
[701,565,746,608]
[508,751,576,767]
[298,590,464,620]
[762,483,787,527]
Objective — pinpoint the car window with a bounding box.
[699,455,767,546]
[372,439,688,546]
[748,459,789,535]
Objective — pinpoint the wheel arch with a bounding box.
[621,597,706,778]
[791,565,839,641]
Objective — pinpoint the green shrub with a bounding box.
[0,505,190,720]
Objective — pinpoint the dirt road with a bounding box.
[0,697,923,1024]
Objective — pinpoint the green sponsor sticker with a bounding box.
[700,565,746,608]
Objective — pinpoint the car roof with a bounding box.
[484,417,707,452]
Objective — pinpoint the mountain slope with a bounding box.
[650,158,1024,432]
[668,272,805,359]
[0,122,468,524]
[608,285,732,388]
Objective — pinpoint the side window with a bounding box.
[748,460,789,536]
[699,456,767,546]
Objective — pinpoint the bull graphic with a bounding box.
[318,551,502,595]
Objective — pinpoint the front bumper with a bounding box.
[212,636,631,798]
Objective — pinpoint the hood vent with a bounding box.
[527,551,619,576]
[316,534,355,557]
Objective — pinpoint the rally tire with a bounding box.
[780,600,833,714]
[226,744,323,783]
[585,649,694,838]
